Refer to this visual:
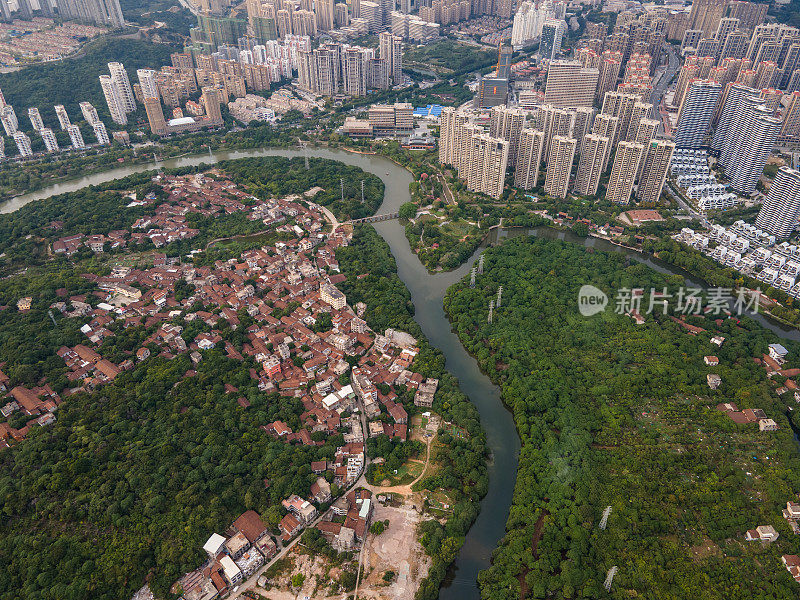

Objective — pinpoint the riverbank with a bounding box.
[445,233,800,598]
[0,146,520,600]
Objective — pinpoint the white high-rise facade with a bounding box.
[67,124,86,149]
[137,69,160,101]
[378,31,403,84]
[591,113,618,171]
[674,79,721,148]
[54,105,71,130]
[756,167,800,239]
[716,91,781,195]
[108,62,136,113]
[544,135,576,199]
[726,102,781,195]
[511,0,554,48]
[606,141,644,204]
[1,105,18,136]
[543,60,599,108]
[40,128,59,153]
[80,101,100,125]
[514,127,545,189]
[28,107,44,132]
[574,134,609,196]
[100,75,127,125]
[438,108,510,199]
[712,83,758,152]
[636,140,675,204]
[489,106,526,167]
[463,132,510,199]
[13,131,32,157]
[93,121,111,145]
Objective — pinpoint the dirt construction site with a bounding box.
[358,497,431,600]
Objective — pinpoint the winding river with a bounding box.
[4,146,800,600]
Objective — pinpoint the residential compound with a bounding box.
[439,96,673,203]
[664,15,800,205]
[297,32,404,97]
[1,172,438,600]
[0,0,124,27]
[439,0,800,211]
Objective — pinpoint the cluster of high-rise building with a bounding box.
[667,8,800,198]
[0,0,124,28]
[510,1,559,50]
[439,102,674,204]
[297,31,403,97]
[676,22,800,93]
[438,11,686,205]
[576,10,665,73]
[0,88,110,160]
[99,62,136,126]
[99,59,227,137]
[192,0,518,53]
[101,35,307,136]
[390,11,440,42]
[570,11,665,105]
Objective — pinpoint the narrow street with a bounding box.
[229,395,372,600]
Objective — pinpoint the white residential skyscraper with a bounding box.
[717,93,781,195]
[108,62,136,113]
[1,105,18,136]
[54,105,71,130]
[727,104,781,195]
[67,124,85,149]
[13,131,32,157]
[40,128,59,153]
[437,108,510,199]
[574,134,609,196]
[489,106,526,167]
[606,141,644,204]
[756,167,800,239]
[80,102,100,125]
[674,79,721,148]
[378,31,403,84]
[544,135,576,199]
[712,83,759,152]
[56,0,124,27]
[636,139,675,204]
[137,69,160,101]
[93,121,111,145]
[511,0,553,48]
[100,75,127,125]
[28,107,44,132]
[514,127,545,189]
[463,132,510,199]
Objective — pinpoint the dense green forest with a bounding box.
[222,156,385,221]
[403,40,498,76]
[0,349,334,600]
[444,236,800,599]
[0,38,176,131]
[120,0,196,40]
[337,226,489,600]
